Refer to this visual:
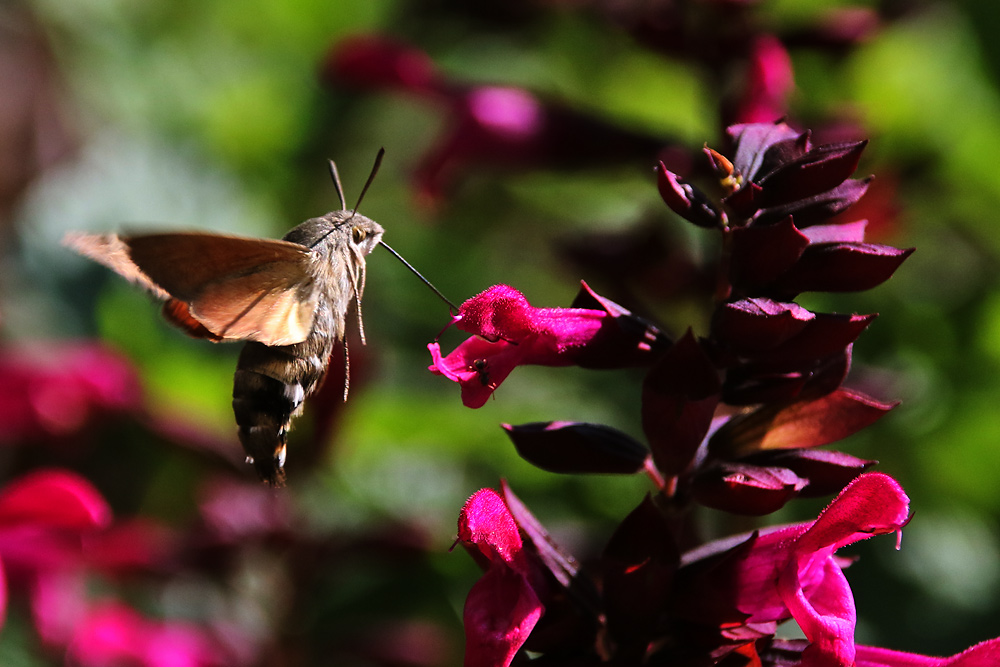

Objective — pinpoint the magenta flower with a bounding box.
[429,283,665,407]
[0,342,143,445]
[679,472,910,667]
[0,469,111,631]
[457,487,543,667]
[854,638,1000,667]
[733,34,795,124]
[66,601,227,667]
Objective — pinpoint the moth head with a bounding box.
[347,214,384,256]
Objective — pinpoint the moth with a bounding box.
[65,150,451,486]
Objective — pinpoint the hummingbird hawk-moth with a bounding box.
[65,150,448,486]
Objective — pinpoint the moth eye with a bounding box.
[352,226,367,243]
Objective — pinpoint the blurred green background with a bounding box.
[3,0,1000,663]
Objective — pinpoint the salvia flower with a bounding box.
[732,35,795,124]
[447,474,987,667]
[0,342,143,446]
[429,282,668,407]
[679,472,910,667]
[0,469,111,631]
[854,638,1000,667]
[656,121,885,235]
[66,601,227,667]
[457,487,544,667]
[436,119,956,665]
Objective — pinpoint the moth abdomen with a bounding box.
[233,334,334,486]
[232,368,297,486]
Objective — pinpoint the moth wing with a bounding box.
[187,264,318,346]
[64,231,318,347]
[64,232,171,300]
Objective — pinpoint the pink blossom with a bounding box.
[66,601,226,667]
[0,342,143,445]
[735,35,795,124]
[429,285,607,408]
[457,488,543,667]
[0,469,111,631]
[430,284,663,407]
[680,472,909,666]
[323,35,663,206]
[854,638,1000,667]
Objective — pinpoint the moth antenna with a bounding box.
[308,149,387,250]
[351,147,385,214]
[379,241,460,312]
[341,338,350,402]
[328,159,347,210]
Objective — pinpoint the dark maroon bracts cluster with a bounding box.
[433,122,1000,666]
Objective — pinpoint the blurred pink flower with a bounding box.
[0,469,111,631]
[66,601,227,667]
[734,35,795,124]
[0,342,143,445]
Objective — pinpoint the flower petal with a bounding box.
[712,298,815,353]
[656,162,723,228]
[0,469,111,532]
[735,35,794,124]
[755,140,868,210]
[428,340,519,409]
[458,489,525,569]
[458,488,543,667]
[463,566,543,667]
[743,448,875,498]
[855,637,1000,667]
[755,177,871,227]
[728,121,803,185]
[781,473,910,667]
[729,217,810,289]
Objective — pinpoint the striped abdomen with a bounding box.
[232,315,334,486]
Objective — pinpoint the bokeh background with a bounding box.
[2,0,1000,664]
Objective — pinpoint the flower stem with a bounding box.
[714,227,733,302]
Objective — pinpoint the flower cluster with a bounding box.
[432,121,1000,666]
[0,342,389,666]
[0,468,230,666]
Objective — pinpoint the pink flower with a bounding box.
[679,472,910,667]
[457,488,543,667]
[66,601,227,667]
[734,35,795,124]
[854,637,1000,667]
[430,283,665,407]
[0,469,111,631]
[0,342,143,445]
